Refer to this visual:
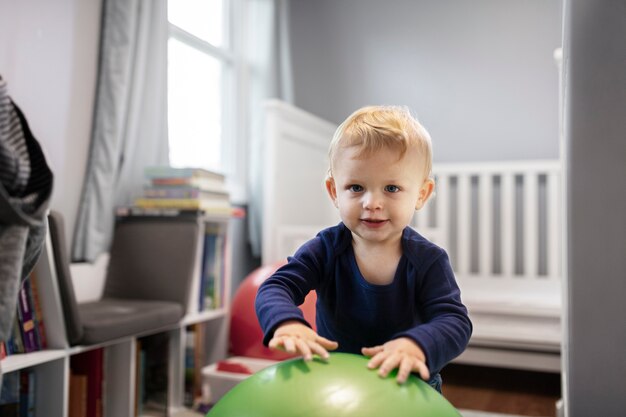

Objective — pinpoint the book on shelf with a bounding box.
[145,166,227,194]
[0,371,19,416]
[133,197,232,216]
[70,348,104,417]
[8,315,24,355]
[183,331,195,407]
[0,368,35,416]
[17,279,38,353]
[19,368,35,417]
[138,333,169,416]
[143,185,229,201]
[69,373,88,417]
[3,272,47,358]
[27,272,47,350]
[145,166,225,181]
[115,205,205,219]
[183,324,207,409]
[198,223,227,311]
[133,165,232,217]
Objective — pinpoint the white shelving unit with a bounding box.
[1,214,233,417]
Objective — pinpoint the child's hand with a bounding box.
[269,320,338,361]
[361,337,430,384]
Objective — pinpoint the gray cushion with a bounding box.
[78,298,182,344]
[104,217,201,311]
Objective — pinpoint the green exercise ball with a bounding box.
[206,352,461,417]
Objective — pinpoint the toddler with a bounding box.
[255,105,472,391]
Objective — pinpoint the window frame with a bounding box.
[167,0,247,203]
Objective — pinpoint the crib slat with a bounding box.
[547,172,560,279]
[524,172,539,278]
[501,173,515,277]
[479,173,492,276]
[457,174,471,275]
[436,174,449,250]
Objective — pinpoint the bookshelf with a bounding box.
[0,213,233,417]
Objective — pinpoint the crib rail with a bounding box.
[413,160,562,312]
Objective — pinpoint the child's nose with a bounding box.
[363,191,383,210]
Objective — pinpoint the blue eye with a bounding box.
[385,185,400,193]
[348,184,364,192]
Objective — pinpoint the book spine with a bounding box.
[0,371,20,416]
[19,368,35,417]
[200,230,217,310]
[143,188,201,199]
[115,205,203,219]
[71,348,104,417]
[17,281,38,353]
[10,315,24,354]
[144,166,225,181]
[135,198,203,209]
[69,373,88,417]
[28,273,47,349]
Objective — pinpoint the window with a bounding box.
[167,0,238,176]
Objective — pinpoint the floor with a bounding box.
[441,364,561,417]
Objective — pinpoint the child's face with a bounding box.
[326,145,434,247]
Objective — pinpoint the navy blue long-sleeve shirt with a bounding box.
[255,223,472,376]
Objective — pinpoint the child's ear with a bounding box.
[325,177,339,207]
[415,178,435,210]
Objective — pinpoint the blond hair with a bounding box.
[328,105,433,179]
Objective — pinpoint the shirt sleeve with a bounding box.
[395,251,473,375]
[255,235,328,346]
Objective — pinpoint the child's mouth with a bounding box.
[361,219,388,227]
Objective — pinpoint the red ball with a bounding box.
[229,261,317,360]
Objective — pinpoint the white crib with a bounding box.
[261,100,562,372]
[413,161,562,372]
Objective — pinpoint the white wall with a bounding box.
[562,1,626,415]
[289,0,563,163]
[0,0,102,249]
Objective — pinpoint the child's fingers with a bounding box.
[307,340,331,360]
[396,358,414,384]
[295,338,313,360]
[269,336,297,353]
[377,354,401,378]
[365,350,388,370]
[316,336,339,351]
[268,336,285,351]
[361,345,384,358]
[414,359,430,381]
[395,357,430,384]
[281,337,296,354]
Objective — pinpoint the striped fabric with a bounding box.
[0,76,52,212]
[0,76,53,344]
[0,76,30,197]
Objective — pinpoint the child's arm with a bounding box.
[269,320,338,361]
[362,338,430,384]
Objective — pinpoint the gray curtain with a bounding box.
[72,0,169,262]
[247,0,294,258]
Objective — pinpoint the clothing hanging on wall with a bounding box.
[0,74,54,349]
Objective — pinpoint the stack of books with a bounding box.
[133,166,231,217]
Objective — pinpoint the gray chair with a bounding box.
[48,210,200,345]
